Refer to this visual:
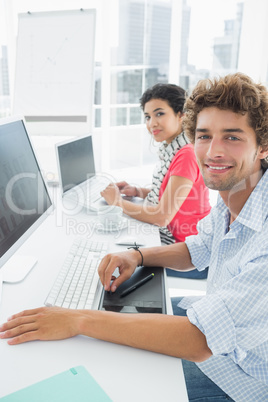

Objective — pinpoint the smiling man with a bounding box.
[193,107,266,224]
[1,73,268,402]
[195,108,263,191]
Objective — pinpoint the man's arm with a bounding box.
[98,241,194,292]
[0,307,212,362]
[0,242,209,361]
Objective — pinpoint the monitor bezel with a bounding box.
[0,115,54,271]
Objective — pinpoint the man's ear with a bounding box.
[259,147,268,160]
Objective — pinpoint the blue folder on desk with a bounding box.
[0,366,111,402]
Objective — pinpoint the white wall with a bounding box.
[238,0,268,83]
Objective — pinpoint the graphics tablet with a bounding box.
[99,266,166,314]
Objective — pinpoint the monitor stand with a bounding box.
[0,255,37,306]
[2,255,37,283]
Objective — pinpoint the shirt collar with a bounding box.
[215,170,268,232]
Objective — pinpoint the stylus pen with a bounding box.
[120,273,154,298]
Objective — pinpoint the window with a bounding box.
[1,0,267,174]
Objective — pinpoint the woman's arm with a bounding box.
[101,175,193,226]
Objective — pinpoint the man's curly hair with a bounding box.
[183,73,268,168]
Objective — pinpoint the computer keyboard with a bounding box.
[87,183,104,203]
[68,181,105,204]
[45,237,108,310]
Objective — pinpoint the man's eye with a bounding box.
[196,135,210,140]
[227,136,239,141]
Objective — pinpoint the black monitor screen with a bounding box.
[57,135,95,193]
[0,119,52,264]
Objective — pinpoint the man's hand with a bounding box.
[98,250,141,292]
[0,307,81,345]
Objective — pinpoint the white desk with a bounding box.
[0,197,188,402]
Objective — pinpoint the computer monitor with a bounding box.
[0,116,53,277]
[56,135,96,193]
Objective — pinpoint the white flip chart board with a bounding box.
[13,9,96,135]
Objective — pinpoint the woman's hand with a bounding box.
[101,183,122,205]
[0,307,81,345]
[98,250,141,292]
[116,181,137,197]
